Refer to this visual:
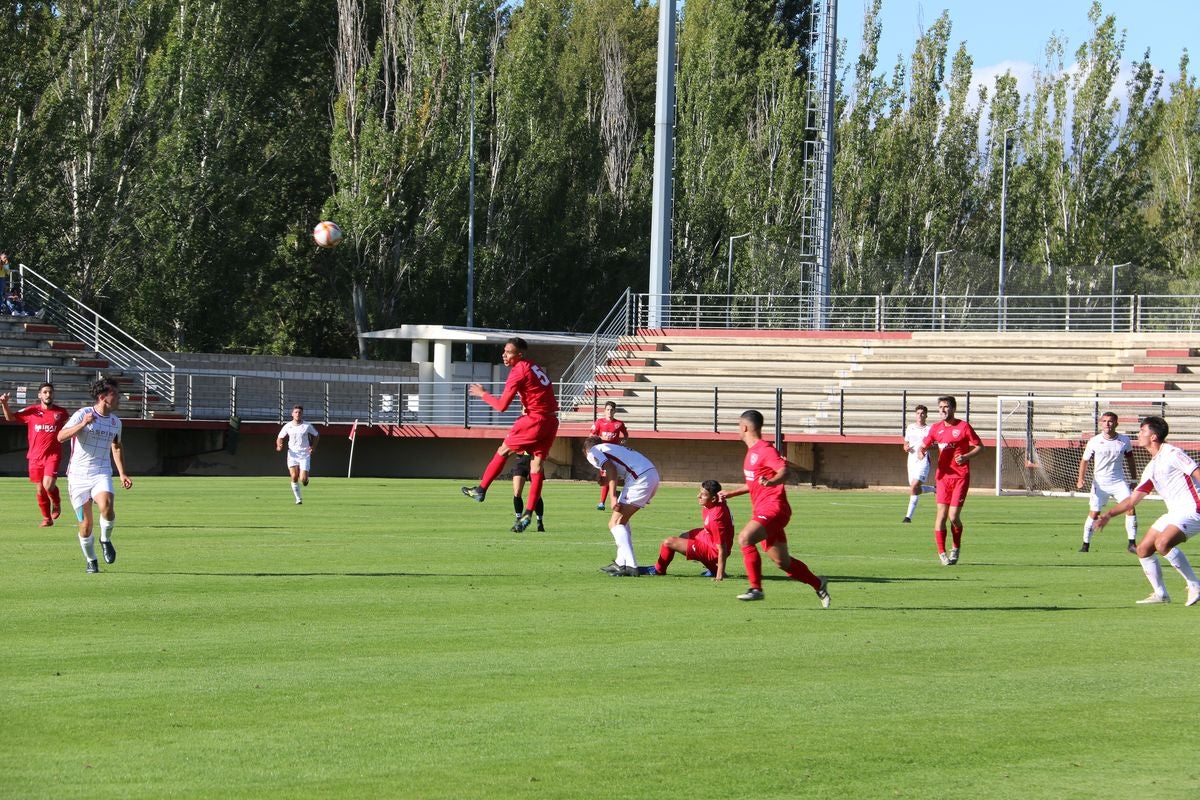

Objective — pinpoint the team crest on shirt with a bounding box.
[750,453,760,465]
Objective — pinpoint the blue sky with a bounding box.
[838,1,1198,98]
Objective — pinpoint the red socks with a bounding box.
[526,472,545,513]
[951,522,963,548]
[785,557,821,590]
[741,544,763,590]
[656,544,674,575]
[934,529,948,553]
[599,484,610,503]
[36,487,52,519]
[479,453,508,489]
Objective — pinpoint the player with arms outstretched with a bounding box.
[277,405,319,504]
[719,410,829,605]
[1095,415,1200,606]
[1,383,69,526]
[57,378,132,574]
[1076,411,1138,553]
[917,395,983,566]
[461,337,559,532]
[652,479,734,580]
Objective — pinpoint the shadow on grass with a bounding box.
[133,571,458,578]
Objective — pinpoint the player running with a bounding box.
[719,409,829,605]
[277,405,319,504]
[590,401,629,511]
[901,404,931,523]
[1,383,69,526]
[1095,415,1200,606]
[917,395,983,566]
[461,337,559,533]
[652,479,734,580]
[1075,411,1138,553]
[57,378,132,574]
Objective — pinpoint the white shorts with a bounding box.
[907,456,930,485]
[1089,481,1131,513]
[69,474,114,510]
[1151,511,1200,540]
[617,470,660,509]
[286,452,312,472]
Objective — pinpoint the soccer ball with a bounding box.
[312,220,343,249]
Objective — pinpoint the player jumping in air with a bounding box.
[462,337,559,533]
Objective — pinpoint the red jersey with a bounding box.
[923,418,982,480]
[590,417,628,443]
[744,439,790,514]
[699,500,735,553]
[14,403,69,461]
[488,358,558,415]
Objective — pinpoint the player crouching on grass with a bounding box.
[583,436,659,577]
[1094,415,1200,606]
[653,480,734,580]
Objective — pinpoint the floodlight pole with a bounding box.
[933,249,955,330]
[998,126,1016,332]
[1110,261,1132,332]
[466,71,484,362]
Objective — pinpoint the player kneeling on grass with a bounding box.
[718,410,829,606]
[1094,415,1200,606]
[653,480,734,580]
[583,436,659,577]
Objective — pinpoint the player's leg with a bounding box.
[463,442,514,502]
[1150,522,1200,605]
[597,468,609,510]
[904,477,921,522]
[71,480,99,572]
[29,460,52,525]
[511,473,526,529]
[94,487,118,565]
[932,500,950,565]
[1134,523,1172,603]
[655,531,695,575]
[945,479,968,565]
[736,521,768,599]
[1081,487,1104,551]
[763,533,827,606]
[46,471,61,519]
[288,463,302,503]
[605,501,641,572]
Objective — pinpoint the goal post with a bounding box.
[994,395,1200,496]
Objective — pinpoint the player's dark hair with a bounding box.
[583,435,602,449]
[701,479,722,495]
[39,382,53,391]
[89,377,119,400]
[740,409,764,431]
[1141,415,1169,442]
[293,405,304,412]
[914,404,927,413]
[937,395,957,411]
[604,400,617,411]
[1100,411,1118,422]
[507,336,528,352]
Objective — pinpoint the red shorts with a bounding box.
[936,473,970,507]
[685,533,720,564]
[504,413,559,459]
[28,455,61,483]
[751,505,791,548]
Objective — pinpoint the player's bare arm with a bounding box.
[111,438,133,490]
[0,392,13,421]
[718,486,748,501]
[1096,490,1148,528]
[57,409,95,442]
[1076,456,1089,491]
[760,465,789,487]
[954,443,984,465]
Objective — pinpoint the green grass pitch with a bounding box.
[2,476,1197,799]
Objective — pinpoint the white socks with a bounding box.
[905,496,919,518]
[610,523,638,567]
[1082,517,1094,544]
[79,535,97,562]
[99,518,114,543]
[1125,514,1138,542]
[1140,555,1167,597]
[1164,547,1199,585]
[291,482,302,501]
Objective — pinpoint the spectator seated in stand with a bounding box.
[4,290,32,316]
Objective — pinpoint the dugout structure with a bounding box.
[994,395,1200,496]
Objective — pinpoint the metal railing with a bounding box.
[16,263,176,404]
[557,288,633,412]
[628,292,1200,333]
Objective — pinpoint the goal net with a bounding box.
[994,395,1200,496]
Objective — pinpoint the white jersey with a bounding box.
[1135,443,1200,517]
[586,442,656,482]
[1082,432,1132,486]
[278,421,318,458]
[905,423,931,466]
[65,406,122,480]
